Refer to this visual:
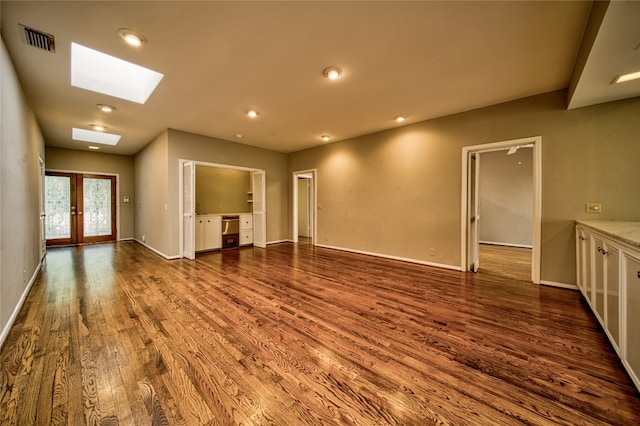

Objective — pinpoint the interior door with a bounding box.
[468,153,480,272]
[45,172,117,245]
[182,161,196,259]
[252,170,266,248]
[39,158,47,259]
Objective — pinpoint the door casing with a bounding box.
[292,169,317,244]
[461,136,541,283]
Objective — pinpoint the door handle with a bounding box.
[78,211,83,215]
[71,212,75,216]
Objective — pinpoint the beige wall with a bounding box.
[45,147,135,240]
[1,39,46,342]
[134,131,170,256]
[165,129,288,256]
[288,90,640,285]
[196,166,251,214]
[478,148,533,246]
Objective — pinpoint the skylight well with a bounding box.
[73,128,121,145]
[71,42,163,104]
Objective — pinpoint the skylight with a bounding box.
[72,128,121,145]
[71,42,163,104]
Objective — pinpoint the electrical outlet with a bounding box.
[142,235,146,243]
[586,202,602,213]
[429,248,435,256]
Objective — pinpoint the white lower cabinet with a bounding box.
[624,255,640,389]
[576,222,640,391]
[239,214,253,246]
[240,230,253,246]
[195,215,221,251]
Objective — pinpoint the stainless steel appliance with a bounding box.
[221,215,240,249]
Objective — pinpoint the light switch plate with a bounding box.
[586,202,602,213]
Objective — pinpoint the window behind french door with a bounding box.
[45,172,117,246]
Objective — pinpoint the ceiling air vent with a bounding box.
[20,24,55,53]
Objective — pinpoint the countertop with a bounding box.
[576,220,640,248]
[196,212,251,217]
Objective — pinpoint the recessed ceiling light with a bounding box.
[236,134,243,139]
[91,124,107,131]
[88,146,100,150]
[247,110,258,118]
[117,28,147,47]
[73,128,121,145]
[395,116,406,123]
[612,70,640,84]
[321,134,331,142]
[97,104,115,113]
[323,67,342,80]
[71,42,164,104]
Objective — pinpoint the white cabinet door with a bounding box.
[209,216,221,249]
[593,236,606,322]
[196,215,221,251]
[195,217,207,251]
[240,214,253,230]
[577,227,592,303]
[240,230,253,246]
[624,254,640,389]
[605,245,620,348]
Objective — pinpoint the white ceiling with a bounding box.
[1,1,639,155]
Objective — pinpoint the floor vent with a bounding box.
[20,24,55,52]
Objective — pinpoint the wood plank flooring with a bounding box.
[479,244,532,282]
[1,241,639,425]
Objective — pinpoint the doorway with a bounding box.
[45,172,117,246]
[292,170,317,244]
[461,136,541,284]
[180,160,267,260]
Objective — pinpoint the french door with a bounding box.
[45,172,117,246]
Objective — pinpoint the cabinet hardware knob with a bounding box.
[597,246,602,252]
[579,236,585,241]
[638,271,640,279]
[602,250,608,256]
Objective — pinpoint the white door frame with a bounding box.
[179,159,266,258]
[461,136,542,284]
[292,169,317,244]
[39,156,46,259]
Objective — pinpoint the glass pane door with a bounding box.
[83,177,112,237]
[45,172,76,245]
[78,174,117,243]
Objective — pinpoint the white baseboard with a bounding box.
[133,239,181,260]
[316,244,462,271]
[539,280,578,290]
[0,261,42,350]
[267,239,290,245]
[479,241,533,249]
[118,237,134,241]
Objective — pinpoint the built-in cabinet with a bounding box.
[195,215,221,252]
[196,213,253,251]
[576,220,640,391]
[240,214,253,246]
[624,255,640,386]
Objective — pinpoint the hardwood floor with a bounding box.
[1,241,639,425]
[478,243,532,282]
